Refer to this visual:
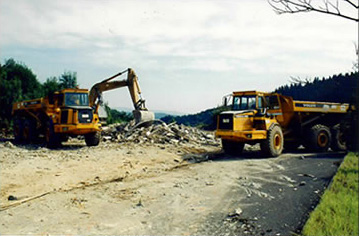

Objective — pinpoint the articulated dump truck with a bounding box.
[12,68,154,148]
[215,91,350,157]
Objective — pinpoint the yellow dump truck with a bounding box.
[215,91,349,156]
[12,68,154,148]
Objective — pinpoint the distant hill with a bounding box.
[160,72,358,130]
[113,107,185,120]
[160,106,230,130]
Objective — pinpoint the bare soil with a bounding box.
[0,139,344,235]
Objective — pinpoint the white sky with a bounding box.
[0,0,357,114]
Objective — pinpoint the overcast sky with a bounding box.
[0,0,357,114]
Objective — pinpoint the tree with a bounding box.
[43,77,61,95]
[59,71,78,89]
[268,0,359,22]
[104,103,133,124]
[0,58,43,128]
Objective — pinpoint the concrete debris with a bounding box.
[4,141,15,148]
[228,207,243,217]
[101,121,220,146]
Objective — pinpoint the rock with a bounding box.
[298,173,315,178]
[4,141,15,148]
[205,181,214,186]
[8,195,18,201]
[102,136,112,142]
[299,181,306,186]
[136,199,143,207]
[228,207,243,217]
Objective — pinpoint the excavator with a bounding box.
[89,68,155,124]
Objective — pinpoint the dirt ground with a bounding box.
[0,138,344,235]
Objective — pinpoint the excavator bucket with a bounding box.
[133,110,155,124]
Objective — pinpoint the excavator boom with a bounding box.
[89,68,154,124]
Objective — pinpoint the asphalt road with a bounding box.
[199,151,346,236]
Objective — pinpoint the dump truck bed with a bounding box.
[12,98,44,114]
[292,100,349,114]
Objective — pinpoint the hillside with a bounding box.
[160,72,358,130]
[161,106,230,131]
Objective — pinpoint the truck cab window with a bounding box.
[233,96,256,110]
[248,97,256,109]
[258,96,264,109]
[266,95,280,109]
[64,93,89,107]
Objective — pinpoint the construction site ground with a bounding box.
[0,138,344,235]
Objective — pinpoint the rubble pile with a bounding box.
[101,121,220,146]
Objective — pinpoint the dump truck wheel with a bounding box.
[222,140,244,155]
[260,125,283,157]
[331,124,346,151]
[14,119,24,143]
[307,124,331,152]
[23,120,36,143]
[45,121,60,148]
[85,131,101,146]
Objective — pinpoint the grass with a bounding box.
[302,152,359,236]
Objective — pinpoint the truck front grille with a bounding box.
[218,114,233,130]
[78,109,93,123]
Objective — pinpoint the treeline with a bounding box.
[161,72,358,130]
[0,58,124,129]
[275,72,358,104]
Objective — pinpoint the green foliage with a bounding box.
[0,58,80,129]
[104,104,133,124]
[59,71,78,89]
[0,59,43,128]
[302,152,359,236]
[43,77,61,95]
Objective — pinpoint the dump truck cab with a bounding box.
[216,91,283,156]
[48,89,101,135]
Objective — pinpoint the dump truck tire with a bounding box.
[85,131,101,146]
[45,121,60,149]
[306,124,331,152]
[23,120,36,143]
[222,140,244,155]
[261,125,283,157]
[331,124,346,151]
[14,119,24,143]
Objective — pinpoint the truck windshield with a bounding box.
[64,93,89,106]
[233,96,256,110]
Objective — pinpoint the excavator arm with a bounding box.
[89,68,154,124]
